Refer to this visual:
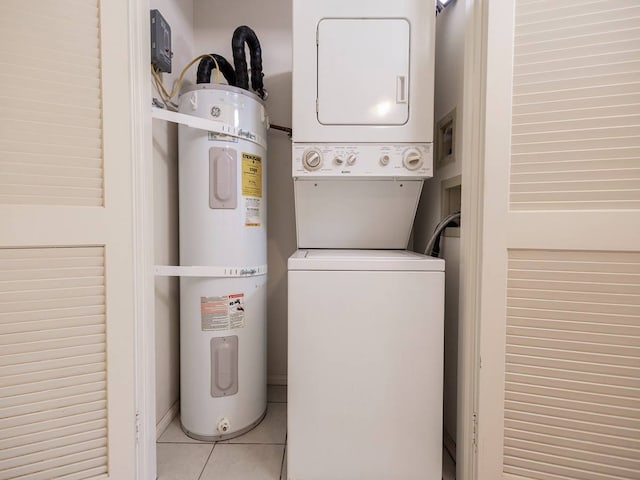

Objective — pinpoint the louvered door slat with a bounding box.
[0,429,106,463]
[0,449,107,480]
[508,278,640,294]
[0,416,106,451]
[0,246,107,480]
[504,249,640,479]
[508,344,639,371]
[2,361,106,389]
[507,362,640,387]
[510,1,640,210]
[0,286,105,304]
[1,317,104,338]
[0,307,105,327]
[507,390,640,421]
[0,345,105,371]
[0,411,107,444]
[505,447,637,480]
[0,0,103,207]
[505,426,640,460]
[0,439,107,473]
[0,391,106,423]
[514,114,640,134]
[0,399,106,432]
[513,104,640,124]
[508,352,640,378]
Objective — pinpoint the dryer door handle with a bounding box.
[396,75,408,104]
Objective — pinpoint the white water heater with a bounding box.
[178,84,268,440]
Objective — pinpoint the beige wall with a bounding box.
[412,1,466,448]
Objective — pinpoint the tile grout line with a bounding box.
[196,443,216,480]
[220,442,287,446]
[279,442,286,480]
[157,441,214,445]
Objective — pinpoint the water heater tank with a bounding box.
[178,84,268,440]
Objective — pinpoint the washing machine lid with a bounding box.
[288,249,444,272]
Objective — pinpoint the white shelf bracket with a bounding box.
[154,264,268,278]
[151,106,267,149]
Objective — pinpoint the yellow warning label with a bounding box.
[242,153,262,198]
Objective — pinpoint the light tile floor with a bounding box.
[157,385,455,480]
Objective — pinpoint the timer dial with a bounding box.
[403,148,423,170]
[302,149,323,170]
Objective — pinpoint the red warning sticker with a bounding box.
[200,293,245,331]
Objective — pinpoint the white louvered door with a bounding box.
[477,1,640,480]
[0,1,137,479]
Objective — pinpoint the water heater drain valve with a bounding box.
[217,418,231,434]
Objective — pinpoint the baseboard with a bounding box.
[156,401,179,440]
[443,428,456,462]
[268,374,287,386]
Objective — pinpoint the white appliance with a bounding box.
[291,0,436,249]
[292,0,435,143]
[178,84,268,440]
[288,250,445,480]
[289,1,442,478]
[292,142,432,249]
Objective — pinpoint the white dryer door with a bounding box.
[317,18,410,126]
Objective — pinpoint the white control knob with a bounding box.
[379,154,390,166]
[347,154,357,166]
[302,149,322,170]
[334,156,345,166]
[403,149,423,170]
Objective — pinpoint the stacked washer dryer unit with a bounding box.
[288,1,444,479]
[178,84,268,440]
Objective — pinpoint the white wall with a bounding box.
[194,0,295,383]
[412,1,466,449]
[151,0,195,423]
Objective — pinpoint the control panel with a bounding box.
[292,143,433,178]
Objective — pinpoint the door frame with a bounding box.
[127,0,492,478]
[128,0,157,478]
[458,0,489,479]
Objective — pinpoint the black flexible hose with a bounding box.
[232,26,266,99]
[196,54,237,86]
[424,211,461,257]
[430,219,459,258]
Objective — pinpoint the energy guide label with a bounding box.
[241,153,262,198]
[200,293,245,331]
[241,153,263,227]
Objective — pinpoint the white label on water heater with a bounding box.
[200,293,245,331]
[244,197,261,227]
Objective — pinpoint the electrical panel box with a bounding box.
[150,9,172,73]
